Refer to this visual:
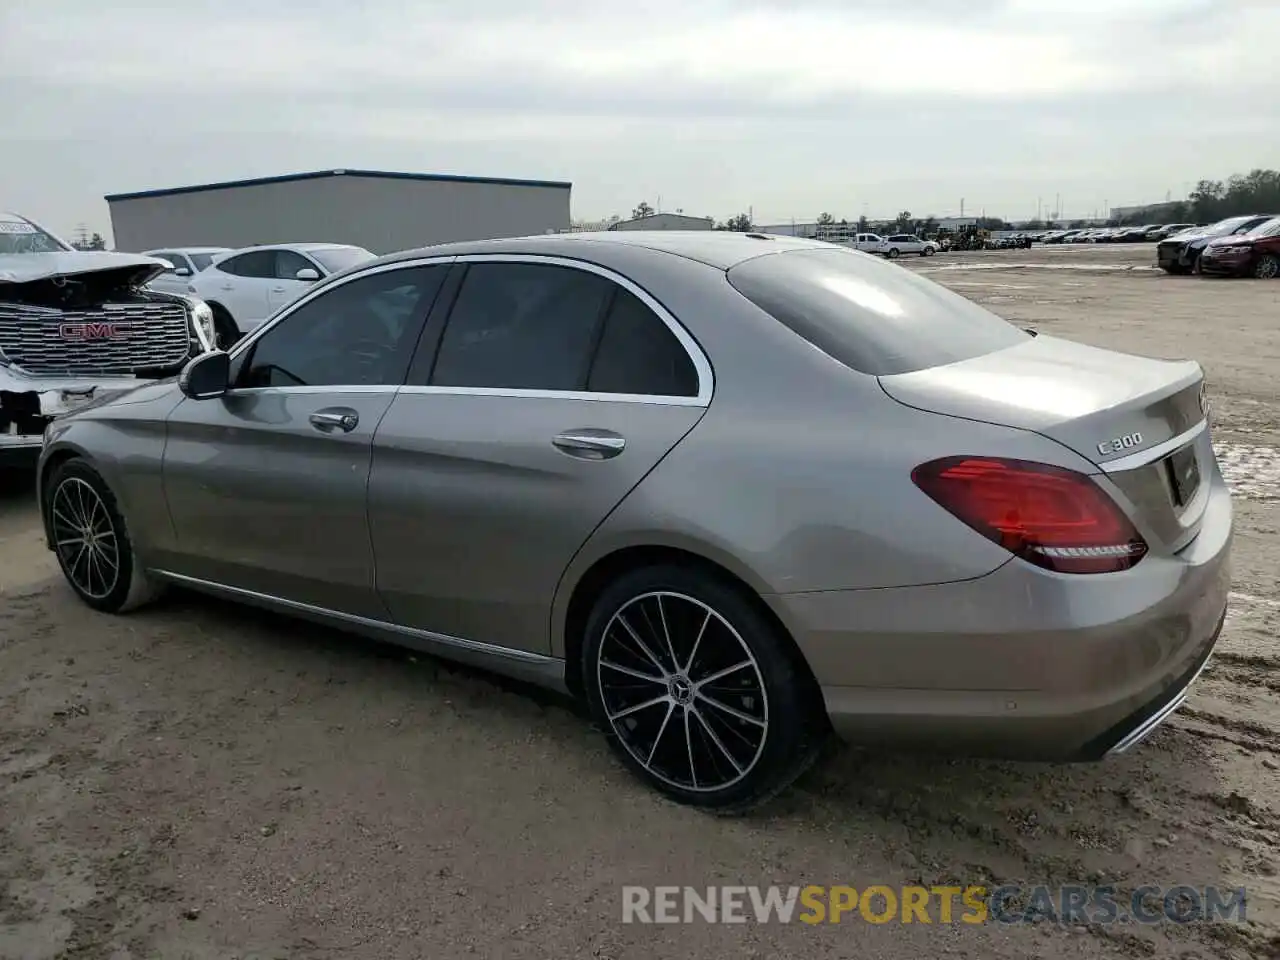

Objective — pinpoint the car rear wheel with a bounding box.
[922,246,935,257]
[582,564,826,813]
[886,247,900,259]
[1254,254,1279,279]
[43,459,162,614]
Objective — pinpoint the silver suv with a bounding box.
[1,212,216,465]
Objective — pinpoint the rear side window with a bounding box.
[727,248,1028,376]
[587,288,699,397]
[429,262,613,390]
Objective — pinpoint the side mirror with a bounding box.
[178,350,231,400]
[295,267,320,281]
[174,266,192,277]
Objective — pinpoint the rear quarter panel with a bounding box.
[548,254,1101,657]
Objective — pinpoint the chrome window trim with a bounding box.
[224,252,714,408]
[225,254,460,361]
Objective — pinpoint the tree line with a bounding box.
[628,167,1279,235]
[1113,168,1280,226]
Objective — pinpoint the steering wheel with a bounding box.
[345,337,395,380]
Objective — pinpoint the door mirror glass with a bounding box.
[295,267,320,281]
[178,350,231,399]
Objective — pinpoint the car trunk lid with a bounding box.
[879,333,1209,552]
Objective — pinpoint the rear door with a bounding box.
[368,255,711,655]
[206,251,275,330]
[161,262,448,616]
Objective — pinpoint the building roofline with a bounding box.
[104,168,573,202]
[610,212,714,228]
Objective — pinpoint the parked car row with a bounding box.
[1038,224,1196,245]
[146,242,376,346]
[1157,214,1280,278]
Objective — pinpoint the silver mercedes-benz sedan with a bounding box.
[37,231,1231,812]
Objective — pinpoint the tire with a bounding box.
[922,247,935,257]
[42,458,163,614]
[581,564,826,814]
[886,247,900,259]
[208,303,241,349]
[1254,254,1280,279]
[1161,264,1189,276]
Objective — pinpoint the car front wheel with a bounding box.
[1254,254,1279,279]
[582,564,826,813]
[886,247,900,258]
[43,459,162,613]
[208,304,241,349]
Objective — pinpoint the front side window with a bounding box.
[428,262,613,391]
[189,252,218,271]
[218,251,275,278]
[274,249,317,280]
[237,266,446,388]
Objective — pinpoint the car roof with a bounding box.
[374,230,835,272]
[144,246,231,254]
[222,242,366,255]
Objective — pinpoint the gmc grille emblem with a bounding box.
[59,321,134,341]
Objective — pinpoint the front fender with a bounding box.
[36,390,183,559]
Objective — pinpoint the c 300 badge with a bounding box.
[1097,432,1144,456]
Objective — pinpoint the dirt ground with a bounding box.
[2,243,1279,960]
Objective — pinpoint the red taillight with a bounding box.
[911,456,1148,574]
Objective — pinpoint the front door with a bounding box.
[266,249,321,316]
[160,262,450,616]
[369,258,710,655]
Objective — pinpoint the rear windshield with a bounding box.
[726,247,1029,376]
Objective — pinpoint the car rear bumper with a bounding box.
[766,471,1232,761]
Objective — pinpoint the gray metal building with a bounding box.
[609,213,713,231]
[105,168,573,255]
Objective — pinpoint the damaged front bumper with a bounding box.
[0,370,157,463]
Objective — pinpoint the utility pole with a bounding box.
[960,198,965,218]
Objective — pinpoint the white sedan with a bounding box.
[142,246,231,295]
[187,242,375,345]
[879,234,938,258]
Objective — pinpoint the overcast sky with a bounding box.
[3,0,1278,241]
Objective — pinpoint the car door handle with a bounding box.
[271,286,286,292]
[310,409,359,433]
[552,430,625,460]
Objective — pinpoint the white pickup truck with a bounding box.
[0,212,216,467]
